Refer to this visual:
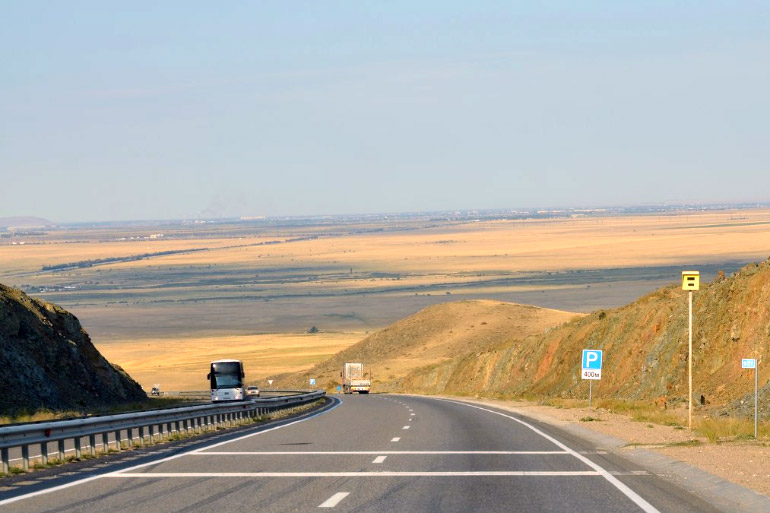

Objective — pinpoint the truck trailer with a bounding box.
[341,362,371,394]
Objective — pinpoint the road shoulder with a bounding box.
[438,396,770,513]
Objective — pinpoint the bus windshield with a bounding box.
[210,361,243,389]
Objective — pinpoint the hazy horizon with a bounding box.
[5,200,770,227]
[3,2,768,223]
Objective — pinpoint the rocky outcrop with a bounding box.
[0,284,146,414]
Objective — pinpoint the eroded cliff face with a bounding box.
[0,284,146,414]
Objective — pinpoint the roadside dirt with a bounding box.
[469,398,770,499]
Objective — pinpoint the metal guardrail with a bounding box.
[159,389,302,399]
[0,390,325,474]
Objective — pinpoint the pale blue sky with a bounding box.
[2,2,768,222]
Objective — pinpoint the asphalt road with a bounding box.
[0,395,723,512]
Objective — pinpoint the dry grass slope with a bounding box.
[402,258,770,411]
[275,300,580,390]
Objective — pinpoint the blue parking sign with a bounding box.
[582,350,603,370]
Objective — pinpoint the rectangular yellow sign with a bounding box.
[682,271,700,291]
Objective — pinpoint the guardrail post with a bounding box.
[175,420,180,436]
[2,447,8,474]
[148,424,155,443]
[21,445,29,470]
[138,427,145,447]
[41,441,48,466]
[114,430,122,451]
[74,437,82,459]
[102,432,109,453]
[58,439,65,460]
[127,428,134,448]
[89,434,96,456]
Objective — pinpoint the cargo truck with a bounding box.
[341,362,371,394]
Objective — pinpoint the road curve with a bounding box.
[0,395,722,512]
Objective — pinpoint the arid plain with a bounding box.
[2,208,770,391]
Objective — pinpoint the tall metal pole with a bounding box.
[589,380,593,408]
[688,290,693,431]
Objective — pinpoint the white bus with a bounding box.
[207,359,246,402]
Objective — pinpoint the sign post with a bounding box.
[581,349,603,407]
[743,358,758,438]
[682,271,700,430]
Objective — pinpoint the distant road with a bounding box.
[1,395,721,512]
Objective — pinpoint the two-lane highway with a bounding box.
[0,395,722,512]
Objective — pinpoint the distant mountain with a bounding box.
[0,283,146,415]
[0,217,55,229]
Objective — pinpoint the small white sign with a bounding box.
[742,359,757,369]
[268,379,273,385]
[582,368,602,380]
[309,378,316,386]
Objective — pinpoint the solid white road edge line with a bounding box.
[108,471,601,478]
[0,397,342,507]
[319,492,350,508]
[190,450,569,455]
[438,398,661,513]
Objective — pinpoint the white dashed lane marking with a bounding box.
[372,456,387,464]
[319,492,349,508]
[391,437,400,442]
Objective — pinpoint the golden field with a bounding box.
[2,208,770,390]
[97,331,365,391]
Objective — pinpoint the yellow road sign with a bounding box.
[682,271,700,291]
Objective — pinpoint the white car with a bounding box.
[246,385,260,397]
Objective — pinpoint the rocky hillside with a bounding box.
[0,283,146,414]
[275,300,580,391]
[402,259,770,408]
